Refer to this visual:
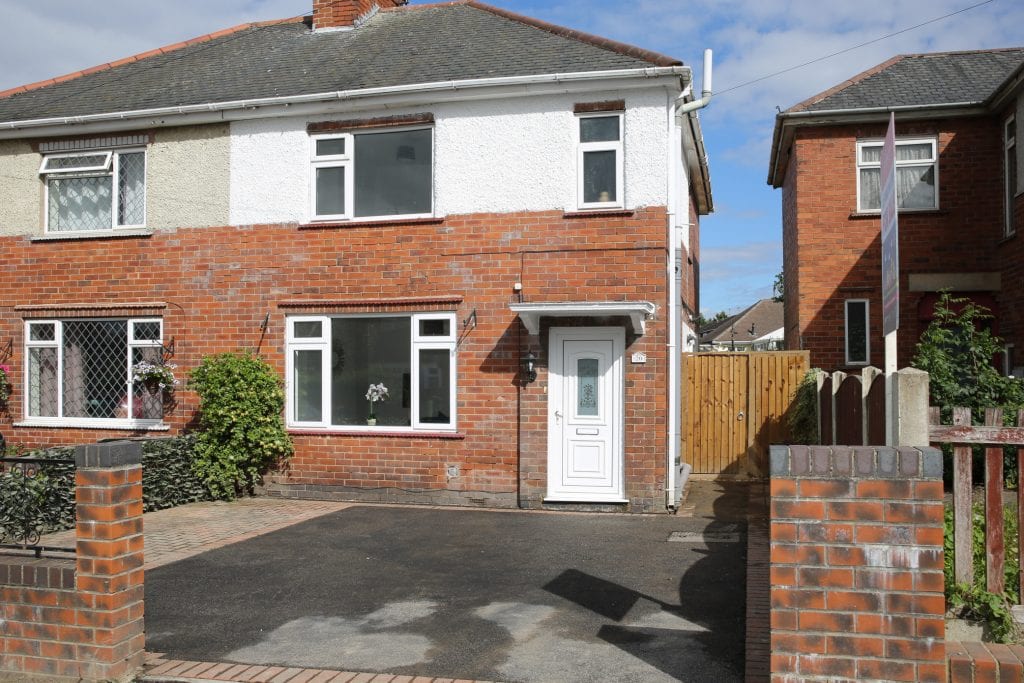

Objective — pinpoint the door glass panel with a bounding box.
[577,358,599,416]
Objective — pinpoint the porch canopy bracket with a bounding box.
[510,301,656,336]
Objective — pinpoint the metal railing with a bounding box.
[0,456,76,557]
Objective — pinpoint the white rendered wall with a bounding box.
[0,141,40,235]
[229,88,671,225]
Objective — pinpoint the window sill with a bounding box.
[848,209,946,220]
[288,428,465,440]
[13,420,169,431]
[563,209,634,219]
[299,217,445,230]
[31,229,154,242]
[999,231,1018,245]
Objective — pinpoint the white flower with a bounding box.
[365,382,389,402]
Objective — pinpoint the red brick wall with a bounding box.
[0,442,145,682]
[783,118,1004,370]
[0,208,672,512]
[769,445,945,682]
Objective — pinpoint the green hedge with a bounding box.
[1,435,223,537]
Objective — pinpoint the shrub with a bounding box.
[787,369,821,445]
[188,351,293,498]
[141,435,215,510]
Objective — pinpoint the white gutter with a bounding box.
[0,66,685,138]
[664,49,712,510]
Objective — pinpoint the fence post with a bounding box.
[74,441,145,682]
[893,368,930,447]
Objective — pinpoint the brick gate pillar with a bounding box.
[769,445,946,682]
[74,441,145,682]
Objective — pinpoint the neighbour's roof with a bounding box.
[0,1,681,125]
[787,47,1024,113]
[700,299,784,345]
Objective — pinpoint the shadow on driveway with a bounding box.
[146,483,747,682]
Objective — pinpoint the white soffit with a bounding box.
[510,301,657,335]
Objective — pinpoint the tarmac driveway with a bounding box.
[145,488,746,683]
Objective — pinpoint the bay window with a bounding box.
[310,127,433,221]
[857,138,937,212]
[40,149,146,232]
[286,313,456,430]
[24,319,164,426]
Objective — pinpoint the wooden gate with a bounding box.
[682,351,809,477]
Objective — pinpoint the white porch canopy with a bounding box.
[510,301,657,336]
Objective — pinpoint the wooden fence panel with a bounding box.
[682,351,809,477]
[835,375,863,446]
[985,408,1005,595]
[865,372,886,446]
[819,375,834,445]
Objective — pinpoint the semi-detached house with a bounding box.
[0,0,713,513]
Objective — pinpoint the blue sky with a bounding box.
[1,0,1021,314]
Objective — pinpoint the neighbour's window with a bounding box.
[310,128,433,220]
[577,113,624,210]
[24,318,164,425]
[856,138,937,212]
[844,300,869,366]
[1006,116,1017,237]
[286,313,456,430]
[40,149,146,232]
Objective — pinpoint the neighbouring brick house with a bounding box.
[0,0,712,512]
[768,48,1024,372]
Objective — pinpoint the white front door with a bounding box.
[546,327,626,503]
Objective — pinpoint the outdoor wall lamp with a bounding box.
[522,350,538,384]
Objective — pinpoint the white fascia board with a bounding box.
[510,301,657,336]
[0,67,687,140]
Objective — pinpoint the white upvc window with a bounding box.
[23,318,165,428]
[1006,115,1017,237]
[286,312,457,431]
[576,113,624,210]
[844,299,870,366]
[856,138,938,212]
[310,127,434,221]
[40,148,146,232]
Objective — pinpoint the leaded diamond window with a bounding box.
[25,318,164,424]
[41,149,146,232]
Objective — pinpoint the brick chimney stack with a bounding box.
[312,0,407,30]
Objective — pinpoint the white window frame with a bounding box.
[844,299,870,366]
[856,137,938,213]
[1006,115,1017,237]
[285,312,457,432]
[309,126,435,222]
[22,317,165,429]
[576,112,625,211]
[41,148,147,232]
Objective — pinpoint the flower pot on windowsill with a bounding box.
[367,417,377,426]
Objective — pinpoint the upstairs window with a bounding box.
[40,149,146,232]
[1006,116,1017,237]
[857,138,937,212]
[311,128,433,221]
[577,113,624,210]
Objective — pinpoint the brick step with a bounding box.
[948,641,1024,682]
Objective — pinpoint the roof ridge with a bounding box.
[0,15,305,102]
[463,1,682,68]
[786,54,905,114]
[899,45,1024,59]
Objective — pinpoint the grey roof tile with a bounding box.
[0,3,678,125]
[790,47,1024,113]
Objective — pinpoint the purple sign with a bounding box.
[881,113,899,335]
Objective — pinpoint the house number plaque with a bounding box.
[631,352,647,364]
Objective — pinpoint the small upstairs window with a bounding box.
[40,149,146,232]
[577,113,624,210]
[856,138,937,212]
[1006,115,1017,237]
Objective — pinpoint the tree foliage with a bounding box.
[772,271,784,303]
[188,352,293,498]
[911,292,1024,415]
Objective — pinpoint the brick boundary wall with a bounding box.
[0,441,144,682]
[769,445,946,682]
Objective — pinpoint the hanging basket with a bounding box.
[143,378,162,395]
